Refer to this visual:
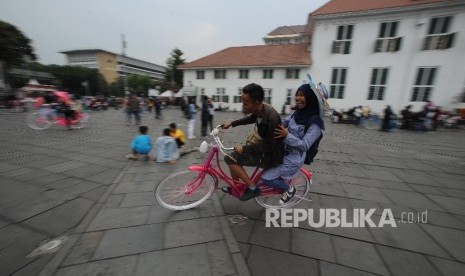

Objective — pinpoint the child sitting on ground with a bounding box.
[169,123,186,148]
[155,128,180,164]
[126,126,152,160]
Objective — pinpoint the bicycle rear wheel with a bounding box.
[26,112,52,130]
[255,170,310,209]
[155,170,216,210]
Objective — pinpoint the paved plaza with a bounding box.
[0,107,464,276]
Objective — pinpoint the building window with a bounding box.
[196,70,205,79]
[330,68,347,99]
[332,25,353,54]
[264,88,272,104]
[213,88,229,103]
[214,70,226,79]
[368,68,389,100]
[285,89,293,105]
[423,16,455,50]
[263,69,273,79]
[239,70,249,79]
[286,69,300,79]
[411,67,437,102]
[374,22,402,52]
[234,88,242,103]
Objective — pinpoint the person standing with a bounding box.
[187,98,197,139]
[201,96,210,137]
[208,97,215,133]
[129,94,141,125]
[381,105,394,131]
[154,98,162,119]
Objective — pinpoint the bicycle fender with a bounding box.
[300,168,313,180]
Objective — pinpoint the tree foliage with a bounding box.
[164,48,185,89]
[0,20,36,68]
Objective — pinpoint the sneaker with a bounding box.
[126,154,138,160]
[240,187,261,201]
[280,186,296,204]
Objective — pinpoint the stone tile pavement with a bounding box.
[0,107,464,276]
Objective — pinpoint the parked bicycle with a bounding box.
[155,125,313,210]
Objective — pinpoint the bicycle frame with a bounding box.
[185,126,313,199]
[33,107,88,128]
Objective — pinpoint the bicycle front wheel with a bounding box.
[155,170,216,210]
[26,112,52,130]
[256,170,310,209]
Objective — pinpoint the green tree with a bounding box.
[165,48,185,89]
[127,74,156,96]
[0,20,36,68]
[13,62,103,97]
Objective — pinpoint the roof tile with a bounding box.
[179,44,311,69]
[311,0,451,16]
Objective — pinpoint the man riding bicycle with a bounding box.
[222,83,285,201]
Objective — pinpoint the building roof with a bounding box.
[60,48,117,56]
[311,0,451,16]
[266,25,306,36]
[179,44,311,69]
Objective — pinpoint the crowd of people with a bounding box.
[331,101,463,131]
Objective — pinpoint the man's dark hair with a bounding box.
[169,123,176,129]
[163,128,170,136]
[139,126,148,134]
[242,83,264,103]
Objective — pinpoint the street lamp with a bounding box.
[121,34,129,95]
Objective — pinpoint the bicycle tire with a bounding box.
[72,117,88,129]
[26,112,52,130]
[255,170,311,209]
[155,170,216,210]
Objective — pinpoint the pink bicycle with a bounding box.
[26,108,89,130]
[155,125,312,210]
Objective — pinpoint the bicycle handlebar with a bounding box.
[210,125,235,152]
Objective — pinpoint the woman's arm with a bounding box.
[285,124,321,152]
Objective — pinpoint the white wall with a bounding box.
[311,4,465,114]
[183,67,310,112]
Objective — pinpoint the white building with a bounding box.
[263,25,309,45]
[310,0,465,113]
[179,44,311,112]
[180,0,465,114]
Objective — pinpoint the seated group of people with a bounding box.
[126,123,185,163]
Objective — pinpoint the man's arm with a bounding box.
[231,114,257,127]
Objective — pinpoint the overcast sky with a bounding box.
[1,0,328,66]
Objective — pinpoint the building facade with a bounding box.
[60,49,166,84]
[179,44,311,111]
[180,0,465,114]
[263,25,309,45]
[309,0,465,113]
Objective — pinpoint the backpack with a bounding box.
[291,114,323,165]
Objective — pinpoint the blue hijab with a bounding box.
[293,84,325,130]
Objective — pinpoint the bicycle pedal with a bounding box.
[220,187,232,194]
